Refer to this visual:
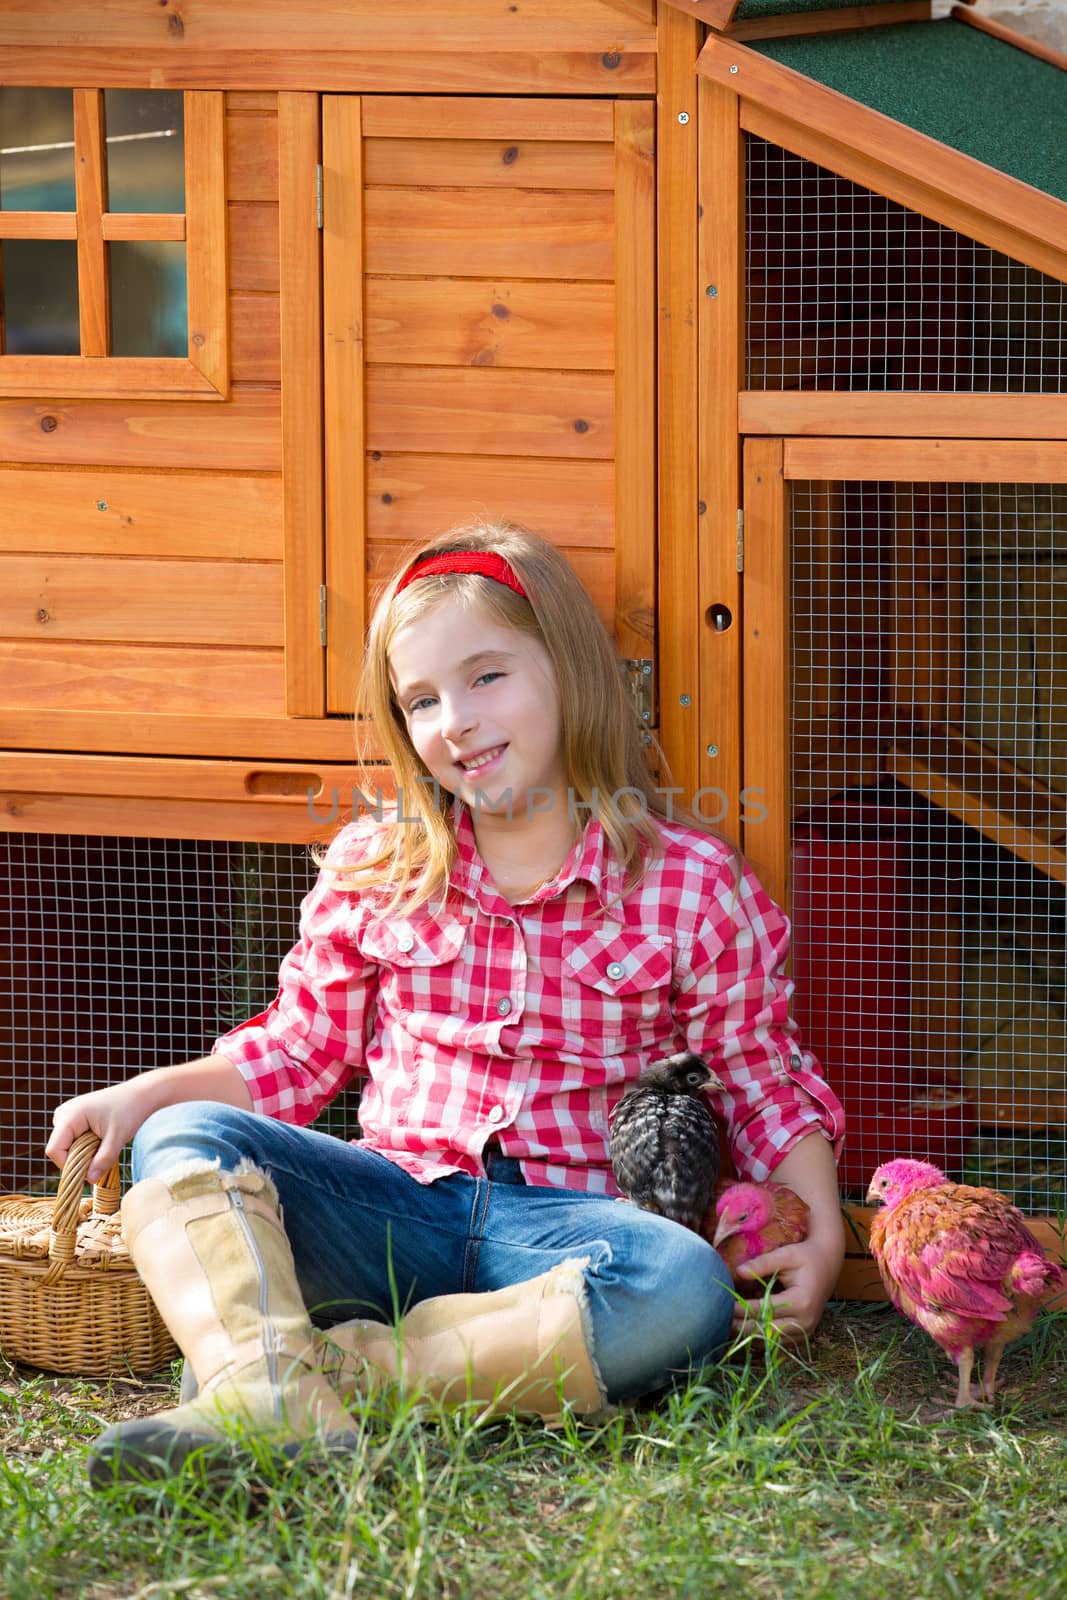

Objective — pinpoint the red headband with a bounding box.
[394,550,528,600]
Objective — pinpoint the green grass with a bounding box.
[2,1304,1067,1600]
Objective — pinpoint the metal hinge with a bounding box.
[319,585,328,647]
[316,164,323,229]
[621,658,655,739]
[736,508,744,573]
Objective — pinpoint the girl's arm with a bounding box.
[49,824,383,1183]
[47,1053,253,1183]
[729,1129,845,1341]
[669,847,846,1338]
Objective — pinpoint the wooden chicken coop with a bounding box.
[0,0,1064,1296]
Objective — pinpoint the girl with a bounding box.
[48,521,845,1487]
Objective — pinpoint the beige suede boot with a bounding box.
[317,1257,606,1422]
[87,1163,359,1487]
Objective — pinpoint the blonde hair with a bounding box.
[334,520,713,912]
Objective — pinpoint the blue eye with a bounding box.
[407,695,436,714]
[475,670,503,687]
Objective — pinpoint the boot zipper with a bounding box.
[228,1186,283,1418]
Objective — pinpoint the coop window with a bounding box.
[746,137,1067,394]
[0,834,363,1194]
[789,478,1067,1211]
[0,88,226,398]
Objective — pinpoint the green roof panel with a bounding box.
[750,19,1067,203]
[736,0,916,18]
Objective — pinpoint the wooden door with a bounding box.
[321,94,656,726]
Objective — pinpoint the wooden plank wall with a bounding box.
[327,95,646,715]
[0,93,291,754]
[0,1,657,94]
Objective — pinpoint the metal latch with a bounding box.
[621,657,655,733]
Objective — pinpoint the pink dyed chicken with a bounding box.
[707,1180,811,1288]
[867,1159,1065,1408]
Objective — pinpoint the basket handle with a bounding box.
[45,1129,122,1283]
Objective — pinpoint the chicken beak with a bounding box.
[712,1215,737,1250]
[865,1181,881,1204]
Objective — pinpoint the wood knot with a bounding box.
[602,51,622,70]
[502,146,519,166]
[573,419,590,434]
[40,415,58,433]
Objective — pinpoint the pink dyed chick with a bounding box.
[867,1158,1065,1409]
[707,1180,811,1291]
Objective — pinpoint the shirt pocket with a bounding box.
[561,929,673,1056]
[360,913,469,1023]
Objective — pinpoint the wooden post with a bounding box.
[697,74,744,843]
[741,436,790,908]
[322,94,368,718]
[613,99,657,677]
[656,3,703,803]
[279,93,326,718]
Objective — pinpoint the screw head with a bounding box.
[679,694,691,708]
[96,500,108,512]
[706,285,718,297]
[729,65,739,74]
[677,111,690,124]
[706,744,719,758]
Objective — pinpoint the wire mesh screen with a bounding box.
[746,137,1067,393]
[0,835,361,1194]
[789,481,1067,1210]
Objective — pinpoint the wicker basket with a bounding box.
[0,1130,177,1376]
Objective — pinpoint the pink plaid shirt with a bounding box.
[215,806,844,1192]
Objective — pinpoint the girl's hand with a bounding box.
[726,1131,845,1342]
[46,1054,252,1183]
[47,1080,151,1182]
[729,1230,842,1342]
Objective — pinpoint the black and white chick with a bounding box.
[608,1051,724,1231]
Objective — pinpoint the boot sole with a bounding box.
[88,1417,361,1492]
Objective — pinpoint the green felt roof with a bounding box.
[735,0,914,18]
[750,19,1067,203]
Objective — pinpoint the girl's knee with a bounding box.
[586,1218,735,1401]
[132,1099,260,1180]
[650,1226,734,1355]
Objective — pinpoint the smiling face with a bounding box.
[389,593,567,821]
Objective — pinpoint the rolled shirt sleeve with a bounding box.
[671,853,845,1182]
[213,827,380,1124]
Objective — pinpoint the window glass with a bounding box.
[104,90,185,213]
[2,240,80,353]
[109,240,187,356]
[0,89,76,212]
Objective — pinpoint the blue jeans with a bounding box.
[132,1103,735,1405]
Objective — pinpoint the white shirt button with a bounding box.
[396,929,414,952]
[606,961,625,980]
[497,997,512,1016]
[487,1105,505,1124]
